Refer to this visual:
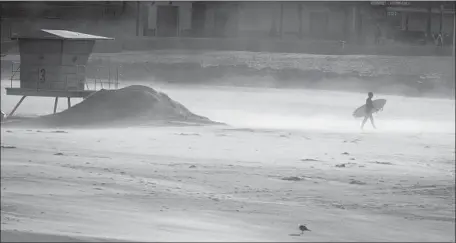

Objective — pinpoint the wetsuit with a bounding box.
[365,97,374,114]
[361,97,377,129]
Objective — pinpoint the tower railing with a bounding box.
[10,61,20,88]
[8,62,120,91]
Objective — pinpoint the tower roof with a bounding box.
[12,29,114,41]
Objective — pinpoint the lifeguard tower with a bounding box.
[5,29,118,118]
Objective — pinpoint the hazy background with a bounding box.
[1,1,455,130]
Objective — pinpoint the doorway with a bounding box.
[157,6,179,37]
[191,2,206,37]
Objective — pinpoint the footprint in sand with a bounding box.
[372,161,393,165]
[1,145,17,149]
[51,130,68,133]
[349,179,366,185]
[176,133,200,136]
[281,176,305,181]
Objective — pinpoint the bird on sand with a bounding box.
[299,224,311,234]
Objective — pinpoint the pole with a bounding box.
[108,58,111,89]
[8,96,26,118]
[453,4,455,58]
[53,97,59,114]
[426,2,432,38]
[136,1,140,36]
[440,4,444,34]
[298,3,303,39]
[453,8,455,97]
[116,67,119,89]
[279,3,283,39]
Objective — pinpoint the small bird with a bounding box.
[299,224,311,234]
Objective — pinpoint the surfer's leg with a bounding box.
[369,114,376,129]
[361,116,368,129]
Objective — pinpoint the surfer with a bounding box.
[361,92,377,129]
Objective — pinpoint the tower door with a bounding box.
[191,3,206,37]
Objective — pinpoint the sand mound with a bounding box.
[7,85,218,128]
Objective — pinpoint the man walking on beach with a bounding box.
[361,92,377,129]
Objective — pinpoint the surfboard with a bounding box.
[352,99,387,118]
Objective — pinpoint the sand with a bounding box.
[1,230,120,242]
[1,50,455,242]
[1,82,454,242]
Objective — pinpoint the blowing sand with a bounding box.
[1,81,455,242]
